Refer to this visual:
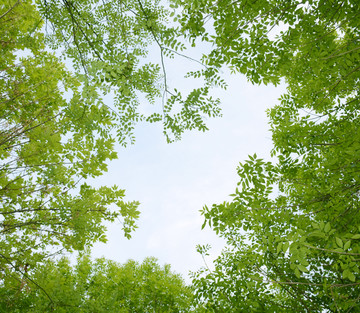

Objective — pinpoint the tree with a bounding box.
[181,0,360,311]
[35,0,224,143]
[1,0,222,305]
[0,0,141,288]
[4,0,360,310]
[1,253,193,312]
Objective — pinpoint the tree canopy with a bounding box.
[2,0,360,311]
[1,253,192,312]
[36,0,224,143]
[0,0,221,307]
[186,0,360,311]
[0,0,142,286]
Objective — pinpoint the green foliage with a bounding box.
[35,0,223,143]
[4,0,360,310]
[184,0,360,311]
[1,0,221,306]
[0,0,140,294]
[1,253,193,312]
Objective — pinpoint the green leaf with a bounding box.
[282,241,289,253]
[342,268,355,281]
[297,264,309,273]
[344,240,351,250]
[348,271,356,282]
[324,222,331,233]
[336,237,344,248]
[308,231,326,238]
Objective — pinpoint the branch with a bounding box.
[322,46,360,60]
[0,252,54,305]
[304,244,360,256]
[0,0,21,20]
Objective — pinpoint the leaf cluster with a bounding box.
[185,0,360,311]
[0,0,140,294]
[1,253,193,312]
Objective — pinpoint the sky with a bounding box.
[39,6,288,283]
[8,0,288,285]
[87,59,287,282]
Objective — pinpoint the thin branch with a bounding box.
[304,244,360,256]
[0,0,21,20]
[322,46,360,60]
[0,253,54,305]
[136,0,168,111]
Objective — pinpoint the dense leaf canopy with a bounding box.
[1,254,192,312]
[0,0,142,299]
[0,0,221,308]
[36,0,223,143]
[183,0,360,311]
[2,0,360,311]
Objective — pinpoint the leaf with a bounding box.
[343,240,351,250]
[201,220,207,230]
[282,241,289,253]
[324,222,331,233]
[336,237,344,248]
[342,269,355,281]
[308,231,326,238]
[297,264,309,273]
[348,271,356,282]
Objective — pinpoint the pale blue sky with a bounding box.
[89,64,286,281]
